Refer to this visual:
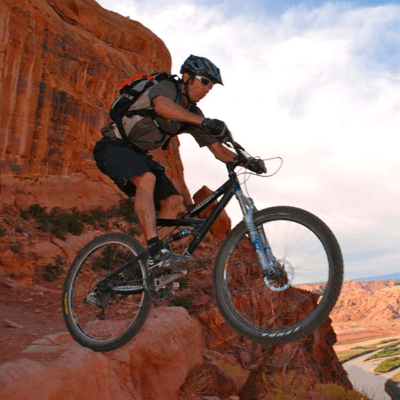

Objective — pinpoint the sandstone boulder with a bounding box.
[193,186,231,238]
[0,307,203,400]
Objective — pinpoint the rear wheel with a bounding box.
[62,233,151,351]
[213,206,343,344]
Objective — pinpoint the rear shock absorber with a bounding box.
[165,228,194,244]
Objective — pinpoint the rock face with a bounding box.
[0,0,191,211]
[193,185,231,238]
[0,307,204,400]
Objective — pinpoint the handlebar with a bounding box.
[225,133,267,175]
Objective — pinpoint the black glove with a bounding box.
[201,118,228,139]
[246,157,267,174]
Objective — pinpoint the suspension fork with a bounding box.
[229,166,276,275]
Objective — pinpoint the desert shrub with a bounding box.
[382,340,400,349]
[379,339,399,345]
[22,204,50,231]
[374,357,400,373]
[181,367,213,396]
[20,200,139,238]
[117,198,138,222]
[337,345,377,362]
[42,255,67,282]
[351,345,376,350]
[52,212,84,239]
[365,347,400,361]
[255,371,372,400]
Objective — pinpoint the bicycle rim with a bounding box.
[214,207,343,343]
[63,234,151,350]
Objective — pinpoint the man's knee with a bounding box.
[160,194,185,211]
[130,172,156,190]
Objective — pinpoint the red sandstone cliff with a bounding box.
[0,0,191,211]
[0,1,359,398]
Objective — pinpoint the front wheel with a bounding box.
[62,233,151,351]
[213,206,343,344]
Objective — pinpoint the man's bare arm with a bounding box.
[208,142,237,163]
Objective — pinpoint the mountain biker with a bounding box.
[93,55,237,272]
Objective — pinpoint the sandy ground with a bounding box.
[333,328,400,400]
[334,323,400,352]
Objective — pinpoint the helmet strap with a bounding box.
[181,76,197,106]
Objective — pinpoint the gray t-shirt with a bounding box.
[101,80,218,151]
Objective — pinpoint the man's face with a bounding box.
[184,73,214,102]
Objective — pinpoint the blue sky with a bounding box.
[97,0,400,280]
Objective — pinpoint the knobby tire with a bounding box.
[213,206,343,344]
[62,233,151,351]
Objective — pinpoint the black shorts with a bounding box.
[93,137,179,206]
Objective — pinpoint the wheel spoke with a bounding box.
[63,234,151,351]
[214,207,343,344]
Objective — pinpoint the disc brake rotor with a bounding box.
[264,259,295,292]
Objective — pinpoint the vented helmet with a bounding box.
[180,55,223,85]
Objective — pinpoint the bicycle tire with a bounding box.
[62,233,151,351]
[213,206,343,344]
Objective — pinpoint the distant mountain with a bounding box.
[355,272,400,282]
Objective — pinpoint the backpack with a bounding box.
[109,72,181,147]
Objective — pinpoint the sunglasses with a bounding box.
[194,75,214,88]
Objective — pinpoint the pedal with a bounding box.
[154,270,187,289]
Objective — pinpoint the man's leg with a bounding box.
[130,172,158,241]
[157,194,186,239]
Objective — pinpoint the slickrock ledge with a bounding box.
[0,307,203,400]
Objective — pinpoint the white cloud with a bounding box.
[97,0,400,279]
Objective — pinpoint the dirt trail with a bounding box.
[0,278,66,365]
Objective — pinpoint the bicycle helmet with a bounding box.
[180,55,223,85]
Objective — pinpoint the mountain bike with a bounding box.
[62,137,343,352]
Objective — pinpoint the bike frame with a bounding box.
[99,162,276,285]
[158,162,276,273]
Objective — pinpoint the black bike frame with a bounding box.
[98,163,241,284]
[157,163,241,255]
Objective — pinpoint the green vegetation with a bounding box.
[256,371,372,399]
[379,339,399,345]
[365,346,400,361]
[374,357,400,373]
[337,337,400,363]
[337,345,377,363]
[351,346,376,350]
[42,256,67,282]
[19,199,140,240]
[382,340,400,349]
[117,198,138,223]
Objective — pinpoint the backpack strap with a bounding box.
[161,102,198,151]
[115,78,196,150]
[114,109,157,143]
[114,115,129,143]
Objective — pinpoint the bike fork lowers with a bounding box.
[231,171,277,277]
